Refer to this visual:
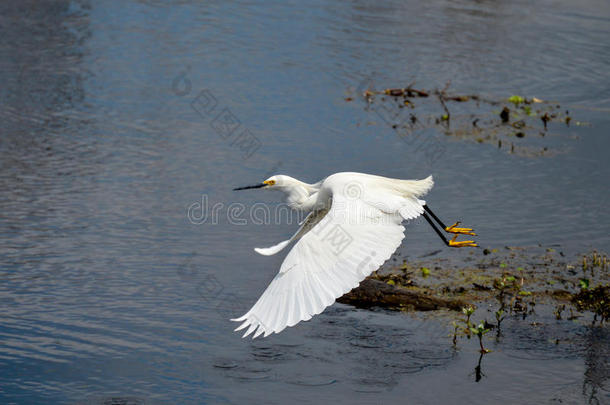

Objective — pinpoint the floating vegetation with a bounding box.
[360,246,608,342]
[572,285,609,323]
[508,95,526,105]
[348,81,584,157]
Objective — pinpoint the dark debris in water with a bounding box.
[285,377,337,386]
[349,82,587,158]
[573,285,610,323]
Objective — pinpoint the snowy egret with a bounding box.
[231,172,477,338]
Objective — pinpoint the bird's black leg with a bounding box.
[422,206,477,247]
[423,205,476,236]
[423,205,448,229]
[422,212,450,246]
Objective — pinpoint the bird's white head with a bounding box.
[234,175,320,211]
[263,175,304,189]
[234,175,303,191]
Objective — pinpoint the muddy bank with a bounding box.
[338,278,469,311]
[342,246,609,322]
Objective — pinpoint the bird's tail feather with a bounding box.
[395,175,434,198]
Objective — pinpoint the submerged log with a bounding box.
[338,278,470,311]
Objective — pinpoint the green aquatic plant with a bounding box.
[579,279,589,290]
[493,275,518,311]
[495,309,506,335]
[470,321,491,353]
[452,320,460,346]
[508,95,525,105]
[582,251,608,275]
[462,306,475,329]
[452,307,492,349]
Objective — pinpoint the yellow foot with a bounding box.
[448,235,477,248]
[445,221,477,236]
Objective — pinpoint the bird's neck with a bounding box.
[281,181,320,211]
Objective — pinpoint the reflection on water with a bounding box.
[583,328,610,403]
[1,0,609,403]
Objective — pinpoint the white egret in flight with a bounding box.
[232,172,477,338]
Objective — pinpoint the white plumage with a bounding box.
[232,172,434,338]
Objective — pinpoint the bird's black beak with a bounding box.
[233,183,266,191]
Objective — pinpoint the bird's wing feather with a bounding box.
[254,208,330,256]
[232,189,413,338]
[354,175,432,220]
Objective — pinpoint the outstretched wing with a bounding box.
[254,208,329,256]
[232,187,423,338]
